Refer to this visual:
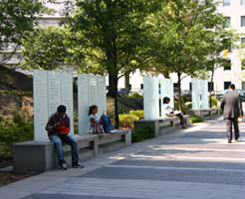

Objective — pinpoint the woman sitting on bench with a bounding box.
[163,97,185,129]
[89,105,115,134]
[89,105,104,134]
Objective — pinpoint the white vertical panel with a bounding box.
[143,76,160,120]
[88,75,98,106]
[160,78,174,117]
[202,80,209,109]
[33,70,49,141]
[78,75,90,134]
[47,71,61,116]
[192,79,209,110]
[97,76,107,116]
[34,70,74,141]
[60,72,74,136]
[77,74,107,134]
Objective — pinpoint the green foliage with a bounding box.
[129,110,144,119]
[119,114,139,128]
[190,114,203,124]
[210,96,219,108]
[0,0,47,63]
[70,0,162,100]
[0,90,32,97]
[0,111,34,158]
[183,102,192,114]
[21,27,74,70]
[128,92,143,99]
[132,126,155,143]
[146,0,238,110]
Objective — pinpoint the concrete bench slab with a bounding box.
[134,115,190,137]
[13,130,131,173]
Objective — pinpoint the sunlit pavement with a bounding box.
[2,119,245,199]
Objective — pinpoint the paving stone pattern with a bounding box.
[19,121,245,199]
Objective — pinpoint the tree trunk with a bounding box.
[177,72,183,112]
[108,73,118,98]
[125,72,130,91]
[209,67,215,108]
[107,72,119,128]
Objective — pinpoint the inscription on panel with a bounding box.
[160,79,174,117]
[143,77,160,120]
[34,70,49,141]
[77,75,107,134]
[78,75,90,134]
[34,70,74,141]
[192,79,209,110]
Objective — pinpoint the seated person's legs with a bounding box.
[61,135,80,166]
[49,135,66,166]
[176,113,185,128]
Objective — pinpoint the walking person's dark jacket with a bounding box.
[221,91,243,119]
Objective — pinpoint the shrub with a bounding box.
[119,114,139,128]
[183,102,192,114]
[0,111,34,158]
[132,126,155,143]
[190,114,203,124]
[0,122,34,157]
[210,96,219,108]
[129,110,144,119]
[128,92,143,99]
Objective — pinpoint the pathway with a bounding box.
[1,119,245,199]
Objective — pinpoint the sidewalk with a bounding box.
[1,119,245,199]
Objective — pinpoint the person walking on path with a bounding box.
[46,105,84,170]
[221,84,243,143]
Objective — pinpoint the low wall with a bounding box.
[134,115,190,140]
[187,109,220,119]
[13,130,131,173]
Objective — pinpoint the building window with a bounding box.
[241,59,245,70]
[241,37,245,44]
[208,82,214,92]
[224,81,232,90]
[223,38,231,52]
[223,0,230,6]
[224,17,231,28]
[241,0,245,5]
[189,83,192,91]
[140,84,143,90]
[224,59,231,70]
[241,16,245,27]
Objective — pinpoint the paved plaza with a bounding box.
[1,119,245,199]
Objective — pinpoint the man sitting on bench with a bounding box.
[163,97,185,129]
[46,105,84,170]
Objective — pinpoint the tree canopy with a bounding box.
[0,0,47,64]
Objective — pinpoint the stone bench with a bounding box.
[134,115,190,138]
[13,130,131,173]
[187,109,220,119]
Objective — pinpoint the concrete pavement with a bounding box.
[1,119,245,199]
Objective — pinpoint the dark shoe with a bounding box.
[60,162,68,170]
[72,162,85,168]
[228,139,232,143]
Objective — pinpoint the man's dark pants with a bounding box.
[226,118,240,140]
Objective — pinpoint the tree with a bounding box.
[0,0,47,65]
[21,26,106,74]
[205,29,238,106]
[70,0,162,127]
[147,0,230,111]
